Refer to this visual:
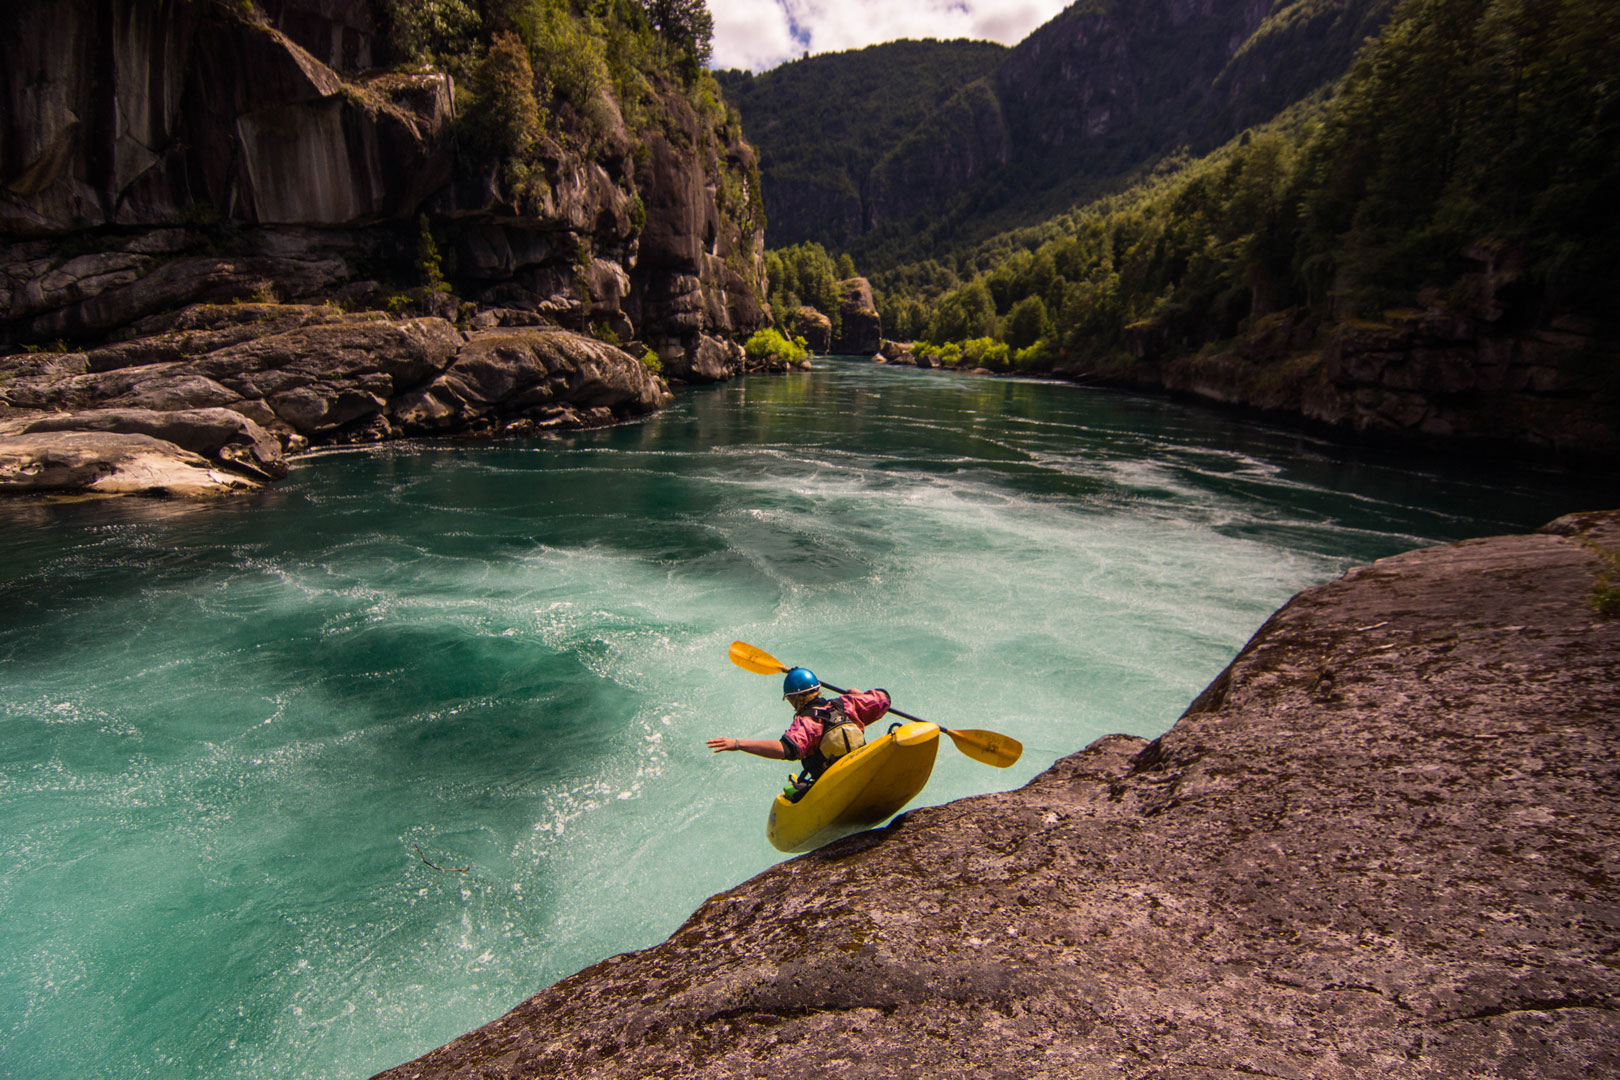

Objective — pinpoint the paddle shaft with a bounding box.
[818,681,934,729]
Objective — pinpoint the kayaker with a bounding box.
[706,667,891,797]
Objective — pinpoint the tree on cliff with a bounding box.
[640,0,713,79]
[766,242,848,340]
[381,0,480,72]
[462,30,545,163]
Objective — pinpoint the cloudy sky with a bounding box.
[709,0,1073,72]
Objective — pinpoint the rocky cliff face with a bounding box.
[1107,251,1620,466]
[830,276,881,355]
[374,510,1620,1079]
[0,0,769,495]
[0,0,767,374]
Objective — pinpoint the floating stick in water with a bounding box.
[414,844,469,873]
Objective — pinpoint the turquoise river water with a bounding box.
[0,361,1608,1079]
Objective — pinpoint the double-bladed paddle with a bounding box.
[727,640,1023,768]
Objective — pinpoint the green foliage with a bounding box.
[745,328,809,366]
[1579,537,1620,617]
[462,30,544,159]
[962,337,1010,369]
[927,279,998,342]
[380,0,480,74]
[1295,0,1620,312]
[1013,338,1060,372]
[447,0,715,160]
[714,40,1009,247]
[518,0,618,141]
[1005,294,1051,350]
[913,337,1008,369]
[640,0,713,82]
[640,348,664,374]
[766,241,848,337]
[415,214,451,293]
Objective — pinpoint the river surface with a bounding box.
[0,361,1606,1079]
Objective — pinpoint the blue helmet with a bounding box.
[782,667,820,699]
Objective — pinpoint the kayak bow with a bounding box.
[766,720,940,852]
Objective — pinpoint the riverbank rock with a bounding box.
[22,406,286,479]
[1098,254,1620,468]
[785,306,831,354]
[831,276,882,355]
[0,303,673,497]
[0,430,263,496]
[394,327,671,436]
[375,511,1620,1080]
[874,340,922,366]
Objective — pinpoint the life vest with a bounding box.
[798,699,866,777]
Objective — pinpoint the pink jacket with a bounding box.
[780,688,891,760]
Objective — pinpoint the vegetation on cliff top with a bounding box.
[763,242,854,343]
[379,1,729,153]
[361,0,764,320]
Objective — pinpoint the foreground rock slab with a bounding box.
[376,512,1620,1079]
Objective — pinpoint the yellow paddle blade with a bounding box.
[945,728,1022,768]
[729,640,790,675]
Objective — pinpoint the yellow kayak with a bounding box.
[766,720,941,853]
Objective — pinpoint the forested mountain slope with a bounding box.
[880,0,1620,466]
[724,0,1398,269]
[714,39,1007,250]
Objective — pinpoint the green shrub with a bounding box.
[1013,338,1059,371]
[1581,539,1620,618]
[962,337,1009,369]
[745,328,809,366]
[640,348,664,374]
[520,0,614,139]
[381,0,480,72]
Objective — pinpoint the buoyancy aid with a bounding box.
[786,698,862,778]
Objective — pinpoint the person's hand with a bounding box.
[707,737,736,753]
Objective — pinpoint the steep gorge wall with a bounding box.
[0,0,768,375]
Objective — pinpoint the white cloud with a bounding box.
[708,0,1072,72]
[709,0,803,72]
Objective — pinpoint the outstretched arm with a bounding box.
[707,736,788,759]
